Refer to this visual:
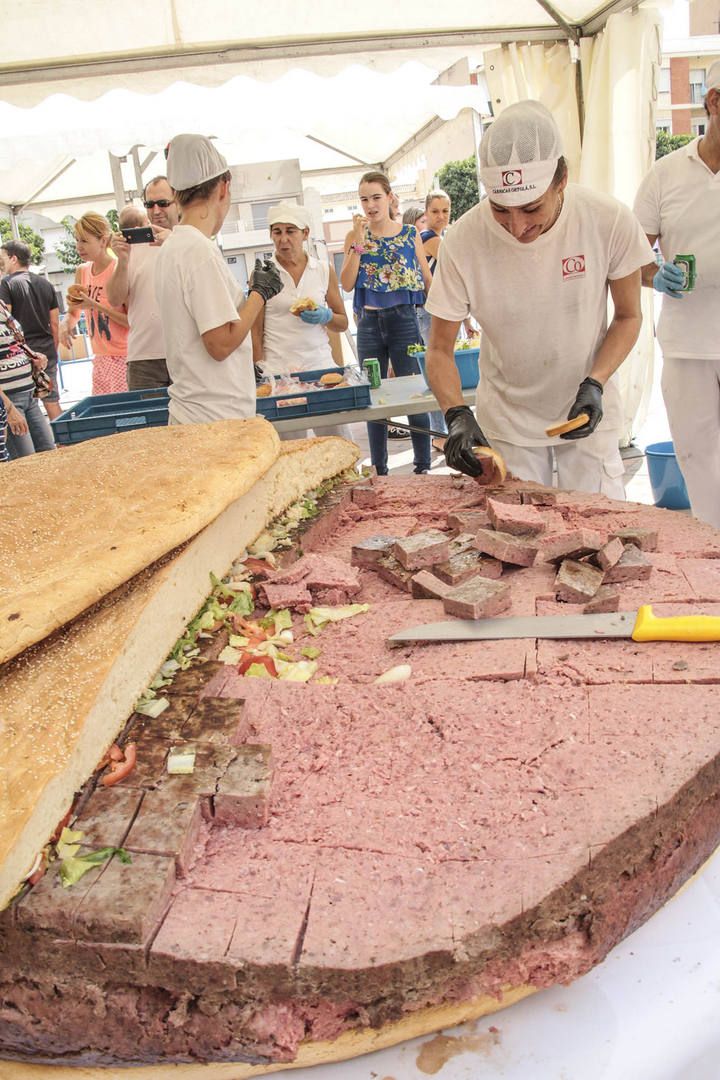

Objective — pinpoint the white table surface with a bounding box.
[270,851,720,1080]
[269,375,476,434]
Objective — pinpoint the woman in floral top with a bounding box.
[341,171,433,475]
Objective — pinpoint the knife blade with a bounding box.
[388,605,720,644]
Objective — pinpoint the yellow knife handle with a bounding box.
[631,604,720,642]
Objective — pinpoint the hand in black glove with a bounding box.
[249,259,283,304]
[560,376,604,440]
[443,405,490,477]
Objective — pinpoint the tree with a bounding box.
[0,219,45,264]
[655,130,693,159]
[55,217,82,273]
[436,156,479,221]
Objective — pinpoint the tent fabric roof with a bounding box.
[2,0,640,104]
[0,0,642,214]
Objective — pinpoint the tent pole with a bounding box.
[108,152,127,210]
[8,207,20,239]
[131,146,144,199]
[576,53,586,141]
[534,0,580,42]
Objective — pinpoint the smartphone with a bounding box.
[121,227,154,244]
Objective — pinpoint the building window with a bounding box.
[690,68,706,104]
[692,117,706,136]
[658,67,671,93]
[655,120,672,133]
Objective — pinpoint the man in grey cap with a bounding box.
[155,134,282,425]
[425,100,653,497]
[634,61,720,528]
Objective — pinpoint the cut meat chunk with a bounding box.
[474,528,539,567]
[442,576,511,619]
[603,544,652,584]
[554,559,604,603]
[393,530,451,571]
[486,498,547,537]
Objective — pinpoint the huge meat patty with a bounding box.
[3,475,720,1069]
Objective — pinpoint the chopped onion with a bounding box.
[374,664,412,684]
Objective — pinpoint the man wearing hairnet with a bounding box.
[425,101,654,496]
[634,62,720,529]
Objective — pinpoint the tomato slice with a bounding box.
[238,653,277,677]
[101,743,137,787]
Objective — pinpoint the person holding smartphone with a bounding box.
[107,177,180,390]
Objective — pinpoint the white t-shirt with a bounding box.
[633,139,720,360]
[126,243,165,363]
[261,256,332,375]
[426,185,654,446]
[155,225,255,425]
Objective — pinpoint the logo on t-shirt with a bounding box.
[501,169,523,188]
[562,255,586,279]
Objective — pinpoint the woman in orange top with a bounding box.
[60,213,129,395]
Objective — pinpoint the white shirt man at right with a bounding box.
[633,60,720,529]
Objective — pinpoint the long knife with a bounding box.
[389,605,720,644]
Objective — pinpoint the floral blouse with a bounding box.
[353,224,426,313]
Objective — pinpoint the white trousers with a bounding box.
[491,427,626,499]
[661,355,720,529]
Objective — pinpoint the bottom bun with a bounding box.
[474,445,508,485]
[2,985,535,1078]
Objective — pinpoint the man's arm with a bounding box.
[425,315,464,412]
[251,304,265,367]
[49,309,59,349]
[641,233,659,288]
[202,292,266,362]
[588,270,643,385]
[106,234,131,307]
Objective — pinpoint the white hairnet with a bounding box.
[166,134,229,192]
[480,101,563,206]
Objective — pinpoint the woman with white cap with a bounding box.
[251,201,352,440]
[425,100,654,496]
[155,134,282,425]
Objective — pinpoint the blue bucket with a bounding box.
[645,441,690,510]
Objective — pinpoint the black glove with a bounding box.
[560,377,604,440]
[443,405,490,477]
[249,259,283,304]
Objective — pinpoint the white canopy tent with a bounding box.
[0,0,658,213]
[0,0,664,441]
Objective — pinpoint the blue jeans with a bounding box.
[6,388,56,458]
[417,306,447,435]
[357,305,431,474]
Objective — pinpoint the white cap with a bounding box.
[267,202,311,230]
[166,134,229,191]
[705,60,720,92]
[480,100,563,206]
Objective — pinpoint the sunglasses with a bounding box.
[144,199,173,209]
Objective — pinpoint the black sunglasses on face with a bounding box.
[144,199,173,209]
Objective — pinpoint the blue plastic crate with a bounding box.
[414,348,480,390]
[51,388,169,445]
[255,366,371,421]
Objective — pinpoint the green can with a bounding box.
[673,254,696,291]
[363,358,381,389]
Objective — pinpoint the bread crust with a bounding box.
[0,418,280,666]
